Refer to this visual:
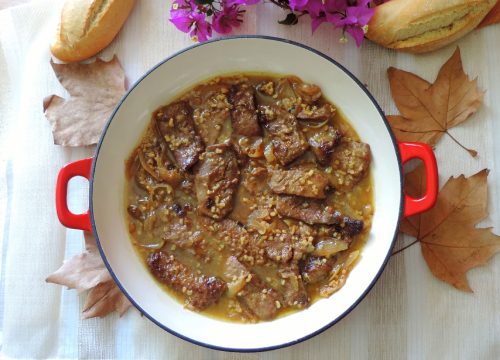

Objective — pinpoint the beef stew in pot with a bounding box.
[125,74,373,323]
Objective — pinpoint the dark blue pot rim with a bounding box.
[89,35,404,353]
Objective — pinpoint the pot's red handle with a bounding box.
[56,157,93,232]
[398,141,438,218]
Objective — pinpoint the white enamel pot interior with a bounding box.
[90,36,403,352]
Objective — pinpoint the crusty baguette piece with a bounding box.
[366,0,498,53]
[50,0,136,62]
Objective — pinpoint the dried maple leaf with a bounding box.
[44,55,125,147]
[477,1,500,28]
[396,164,500,292]
[387,47,485,157]
[46,232,132,318]
[82,280,132,319]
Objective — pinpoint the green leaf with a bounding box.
[278,13,298,26]
[207,9,213,16]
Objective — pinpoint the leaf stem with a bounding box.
[391,239,419,256]
[291,12,307,25]
[445,130,477,157]
[267,0,291,11]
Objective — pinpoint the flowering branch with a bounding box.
[169,0,390,46]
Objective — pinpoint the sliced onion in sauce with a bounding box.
[248,139,264,158]
[311,239,348,257]
[238,137,264,158]
[133,238,165,250]
[304,119,329,129]
[264,144,275,162]
[138,149,161,181]
[227,277,247,298]
[344,250,360,268]
[328,264,341,282]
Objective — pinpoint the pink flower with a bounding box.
[297,0,322,16]
[170,0,195,19]
[306,0,346,34]
[334,4,375,46]
[189,12,212,42]
[324,0,348,12]
[225,0,260,6]
[289,0,309,11]
[325,12,343,24]
[310,13,327,34]
[169,0,198,33]
[170,14,196,33]
[169,8,212,42]
[212,4,243,34]
[305,0,376,45]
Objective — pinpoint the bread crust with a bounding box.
[366,0,498,53]
[50,0,136,62]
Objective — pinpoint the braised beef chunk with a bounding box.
[258,105,309,165]
[217,219,266,266]
[262,220,313,264]
[263,219,293,263]
[242,167,268,196]
[147,252,226,310]
[292,223,316,262]
[193,84,231,146]
[268,169,328,199]
[279,264,309,307]
[340,217,364,237]
[306,126,342,166]
[155,101,204,171]
[265,238,293,263]
[292,80,322,104]
[228,139,250,167]
[256,79,299,113]
[276,195,342,225]
[239,276,284,320]
[228,84,262,137]
[127,205,142,220]
[159,215,208,257]
[300,257,333,284]
[224,256,283,320]
[194,143,239,220]
[296,104,335,121]
[329,141,371,192]
[224,256,251,297]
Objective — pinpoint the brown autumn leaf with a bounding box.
[44,55,125,147]
[82,280,132,320]
[387,47,485,157]
[477,0,500,28]
[397,164,500,292]
[47,232,132,319]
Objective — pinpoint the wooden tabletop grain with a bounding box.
[0,0,31,10]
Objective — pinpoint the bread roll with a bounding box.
[50,0,136,62]
[366,0,498,53]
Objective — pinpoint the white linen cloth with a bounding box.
[1,1,500,358]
